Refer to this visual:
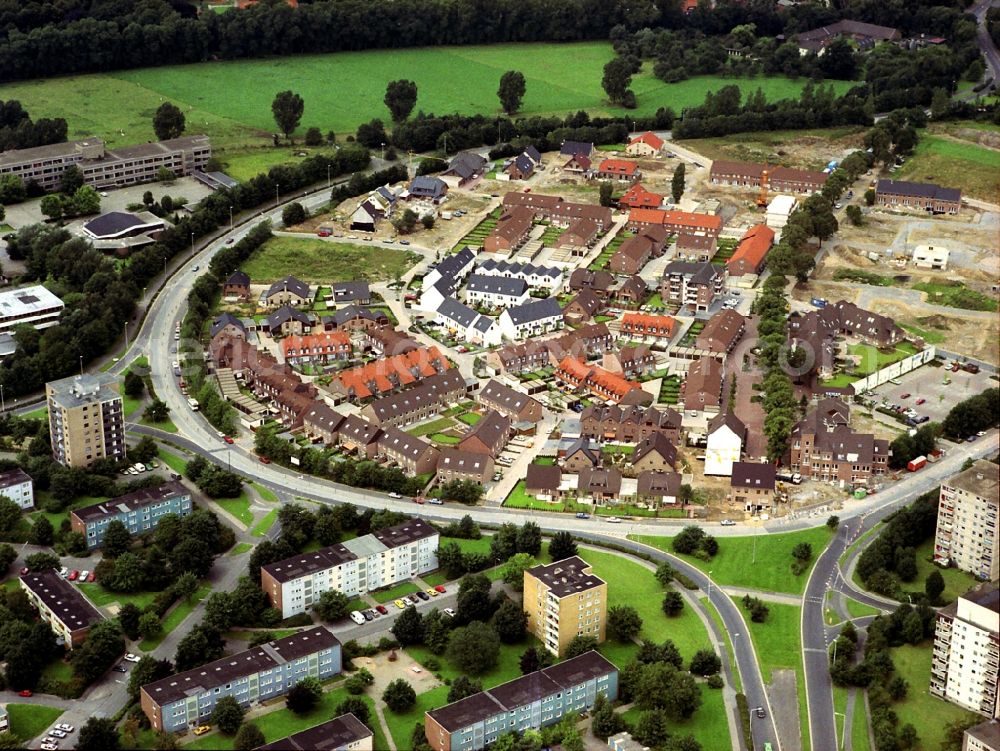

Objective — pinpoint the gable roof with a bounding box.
[637,469,681,497]
[566,289,603,318]
[266,305,312,330]
[446,152,488,180]
[211,312,246,338]
[364,370,466,421]
[697,308,745,351]
[437,447,493,476]
[731,462,776,491]
[629,208,723,233]
[708,411,747,439]
[461,410,511,451]
[618,183,663,209]
[727,224,775,272]
[466,273,528,298]
[265,275,310,300]
[875,178,960,203]
[629,131,664,150]
[633,432,677,466]
[225,270,250,287]
[377,426,437,461]
[560,141,593,156]
[526,463,562,491]
[409,175,447,197]
[597,158,639,176]
[437,296,480,329]
[328,305,387,328]
[504,297,562,326]
[331,281,370,303]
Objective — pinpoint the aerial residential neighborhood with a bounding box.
[0,1,998,751]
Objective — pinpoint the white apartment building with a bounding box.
[930,582,999,719]
[0,285,65,357]
[498,297,564,340]
[934,460,999,582]
[464,274,530,309]
[963,720,1000,751]
[261,518,439,618]
[0,468,34,509]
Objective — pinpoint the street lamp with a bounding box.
[275,184,280,208]
[0,384,5,413]
[380,142,386,161]
[327,165,331,189]
[124,321,130,351]
[229,205,234,231]
[833,711,846,751]
[190,231,195,257]
[707,570,714,598]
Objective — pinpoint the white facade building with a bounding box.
[930,582,999,719]
[0,468,34,509]
[464,274,530,309]
[766,195,797,229]
[498,298,564,340]
[704,412,745,477]
[934,461,999,581]
[261,518,439,618]
[912,244,949,270]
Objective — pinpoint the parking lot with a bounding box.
[868,362,993,424]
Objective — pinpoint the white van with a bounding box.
[349,611,366,625]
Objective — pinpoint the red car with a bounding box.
[434,585,446,593]
[915,398,925,405]
[376,604,388,615]
[259,456,271,464]
[68,570,79,581]
[223,436,234,444]
[413,497,425,504]
[900,393,911,399]
[18,689,31,697]
[87,572,96,582]
[19,567,28,575]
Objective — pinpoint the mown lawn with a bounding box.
[6,704,64,743]
[371,581,421,604]
[619,685,730,751]
[158,448,189,474]
[383,684,450,750]
[630,526,834,595]
[895,132,1000,202]
[213,492,253,526]
[79,583,159,610]
[139,584,212,651]
[405,417,456,437]
[251,509,279,537]
[847,341,918,376]
[228,542,253,556]
[912,538,975,604]
[241,237,420,283]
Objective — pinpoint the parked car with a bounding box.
[426,588,438,597]
[55,725,74,733]
[428,498,444,505]
[443,608,456,618]
[388,491,402,499]
[18,689,32,697]
[124,653,141,663]
[900,393,911,399]
[434,585,446,594]
[86,572,96,582]
[415,591,430,601]
[915,398,925,405]
[394,599,407,609]
[349,611,366,625]
[605,516,622,523]
[78,570,90,581]
[575,512,590,519]
[59,567,69,578]
[259,456,271,464]
[19,567,28,575]
[376,604,388,615]
[193,726,211,736]
[720,519,736,526]
[113,666,127,673]
[406,594,420,604]
[224,436,234,444]
[51,730,67,739]
[755,707,766,718]
[362,610,374,621]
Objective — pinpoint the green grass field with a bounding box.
[6,704,64,742]
[619,685,730,751]
[251,508,279,537]
[896,133,1000,202]
[213,492,253,526]
[139,584,211,651]
[382,683,450,750]
[78,583,159,610]
[241,237,420,283]
[891,643,981,751]
[3,43,853,157]
[371,581,421,604]
[157,448,189,474]
[630,526,833,595]
[912,280,998,312]
[847,341,919,376]
[898,323,947,345]
[912,538,975,604]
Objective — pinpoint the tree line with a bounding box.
[0,98,67,151]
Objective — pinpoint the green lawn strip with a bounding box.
[371,581,422,604]
[182,686,384,751]
[157,447,189,474]
[845,598,883,619]
[619,685,731,751]
[456,412,481,426]
[898,323,946,345]
[19,406,49,421]
[911,538,975,604]
[139,585,212,651]
[251,509,279,537]
[29,494,106,533]
[7,704,64,742]
[430,433,461,445]
[833,685,849,750]
[581,547,712,663]
[213,492,254,526]
[251,482,279,503]
[79,583,159,610]
[630,527,833,595]
[851,692,872,751]
[383,684,450,750]
[534,456,556,466]
[405,417,456,437]
[142,416,179,433]
[229,542,254,556]
[700,595,742,693]
[41,658,75,682]
[846,342,919,377]
[242,237,419,284]
[891,643,981,751]
[406,637,537,690]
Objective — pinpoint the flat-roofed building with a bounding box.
[935,460,999,581]
[71,480,193,549]
[0,135,211,191]
[261,518,439,618]
[0,285,64,357]
[425,651,618,751]
[524,556,607,656]
[20,570,104,648]
[256,713,373,751]
[930,582,999,719]
[141,627,341,732]
[46,374,125,467]
[0,467,34,509]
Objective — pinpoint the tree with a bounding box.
[925,570,945,603]
[25,551,60,571]
[384,80,418,122]
[174,623,225,671]
[77,718,120,751]
[392,208,419,234]
[128,656,172,701]
[282,202,306,227]
[826,515,840,531]
[272,90,305,140]
[635,711,668,748]
[497,71,527,115]
[792,542,813,562]
[40,194,64,220]
[447,621,500,675]
[314,590,351,621]
[599,181,614,207]
[864,188,876,206]
[211,696,245,734]
[234,723,265,751]
[590,694,624,739]
[346,668,374,694]
[602,57,634,105]
[153,102,186,140]
[447,675,482,703]
[102,520,132,558]
[71,620,125,683]
[662,589,685,617]
[123,370,145,399]
[383,677,417,712]
[548,531,577,562]
[27,514,53,546]
[139,611,162,640]
[689,649,722,676]
[565,634,599,659]
[672,526,705,555]
[672,163,686,203]
[304,127,323,146]
[285,676,322,714]
[391,605,424,646]
[0,543,14,576]
[421,214,435,229]
[60,165,84,195]
[70,185,101,215]
[117,602,142,640]
[519,646,551,675]
[144,399,170,423]
[500,552,534,590]
[335,697,370,726]
[492,599,528,643]
[490,524,519,561]
[607,605,642,642]
[654,561,675,587]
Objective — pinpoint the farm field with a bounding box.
[895,132,1000,202]
[2,43,853,159]
[241,237,420,283]
[677,125,868,170]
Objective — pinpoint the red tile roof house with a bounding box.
[621,312,677,342]
[555,357,651,406]
[603,345,657,379]
[626,132,664,157]
[563,153,592,174]
[484,207,533,254]
[595,159,641,183]
[682,356,724,416]
[727,224,775,277]
[627,208,723,237]
[618,183,664,210]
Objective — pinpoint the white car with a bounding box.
[388,492,402,499]
[41,744,58,751]
[124,653,141,663]
[51,730,67,738]
[78,570,90,581]
[605,516,622,523]
[59,567,69,578]
[720,519,736,526]
[443,608,456,618]
[349,611,366,625]
[56,724,75,733]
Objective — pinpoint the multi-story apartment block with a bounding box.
[963,720,1000,751]
[46,374,125,467]
[660,262,726,312]
[70,481,193,549]
[20,571,104,648]
[141,627,342,732]
[257,713,374,751]
[930,582,999,719]
[934,461,999,581]
[0,467,35,509]
[0,135,211,192]
[425,651,618,751]
[261,518,439,618]
[524,556,607,656]
[0,285,64,342]
[788,398,889,487]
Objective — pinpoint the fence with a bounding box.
[851,346,936,392]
